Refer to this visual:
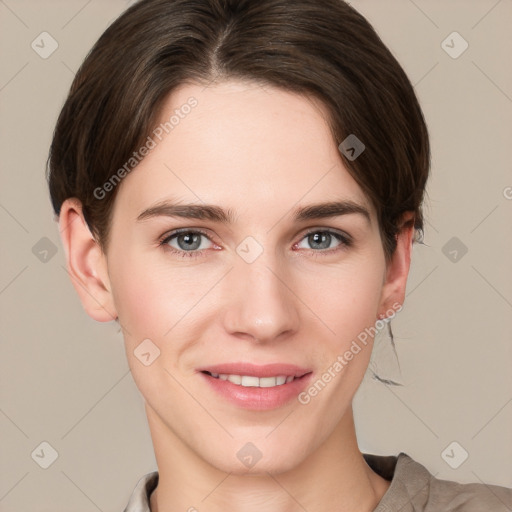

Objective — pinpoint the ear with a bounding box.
[377,211,415,318]
[58,198,117,322]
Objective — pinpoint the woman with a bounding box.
[46,0,512,510]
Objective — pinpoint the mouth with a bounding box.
[197,363,313,410]
[201,371,306,388]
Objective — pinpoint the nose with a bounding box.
[221,248,300,344]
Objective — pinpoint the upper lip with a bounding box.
[197,362,312,378]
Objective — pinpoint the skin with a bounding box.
[58,80,414,512]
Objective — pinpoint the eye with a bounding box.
[158,229,216,258]
[158,227,352,259]
[294,229,352,254]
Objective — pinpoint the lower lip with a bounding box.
[199,372,313,410]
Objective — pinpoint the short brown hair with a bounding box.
[47,0,430,259]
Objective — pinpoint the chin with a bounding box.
[204,440,308,476]
[215,457,301,477]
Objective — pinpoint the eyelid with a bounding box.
[293,227,353,252]
[158,227,217,246]
[300,226,352,242]
[158,226,353,257]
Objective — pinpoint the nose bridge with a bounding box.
[222,238,299,342]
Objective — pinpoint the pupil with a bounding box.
[179,233,200,250]
[310,232,330,249]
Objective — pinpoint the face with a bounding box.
[68,80,410,475]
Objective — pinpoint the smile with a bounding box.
[198,365,313,411]
[203,371,295,387]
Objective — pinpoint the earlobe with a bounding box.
[378,212,415,318]
[58,198,117,322]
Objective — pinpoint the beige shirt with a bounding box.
[123,452,512,511]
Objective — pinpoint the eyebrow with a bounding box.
[136,199,371,224]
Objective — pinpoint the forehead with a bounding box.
[114,79,373,220]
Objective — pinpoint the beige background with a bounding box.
[1,0,511,510]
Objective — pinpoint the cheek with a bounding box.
[110,249,193,333]
[299,256,385,347]
[109,252,193,405]
[109,250,220,374]
[108,249,180,371]
[292,259,385,425]
[111,263,165,338]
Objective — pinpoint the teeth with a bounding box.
[259,376,278,387]
[228,374,242,385]
[241,375,259,387]
[208,373,295,387]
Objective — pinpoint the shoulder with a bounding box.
[405,453,512,512]
[123,471,159,512]
[365,452,512,512]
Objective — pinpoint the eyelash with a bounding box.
[158,228,215,259]
[158,228,352,259]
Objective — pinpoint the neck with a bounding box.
[147,404,390,512]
